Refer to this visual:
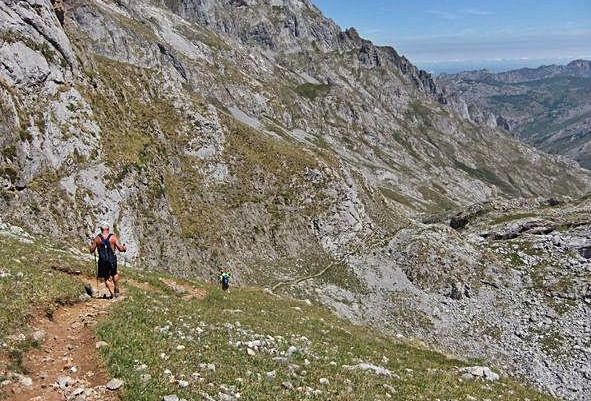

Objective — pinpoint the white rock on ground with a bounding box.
[344,363,394,377]
[56,375,73,389]
[459,366,500,381]
[105,378,124,390]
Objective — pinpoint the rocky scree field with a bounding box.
[0,0,590,400]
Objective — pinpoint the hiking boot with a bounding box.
[84,284,94,297]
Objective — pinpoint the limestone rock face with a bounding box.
[0,1,590,400]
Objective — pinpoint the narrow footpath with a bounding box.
[4,282,121,401]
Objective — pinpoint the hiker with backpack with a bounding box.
[90,221,127,299]
[219,270,231,292]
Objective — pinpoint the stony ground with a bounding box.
[0,228,557,401]
[3,284,120,401]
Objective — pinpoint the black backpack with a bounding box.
[97,233,116,264]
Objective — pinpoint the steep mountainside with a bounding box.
[438,60,591,169]
[0,1,590,400]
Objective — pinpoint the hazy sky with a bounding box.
[313,0,591,72]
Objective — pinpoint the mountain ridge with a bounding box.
[438,59,591,168]
[439,59,591,83]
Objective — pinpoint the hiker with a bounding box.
[219,270,231,292]
[90,221,127,299]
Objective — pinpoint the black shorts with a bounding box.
[98,259,118,279]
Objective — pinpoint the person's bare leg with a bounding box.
[105,277,115,298]
[113,273,120,296]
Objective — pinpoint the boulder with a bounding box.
[459,366,500,381]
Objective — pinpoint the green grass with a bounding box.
[378,186,414,208]
[408,101,433,127]
[453,160,517,195]
[417,186,457,212]
[96,280,555,401]
[490,212,538,225]
[294,83,331,100]
[0,234,557,401]
[0,236,90,342]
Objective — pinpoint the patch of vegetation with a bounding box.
[6,338,39,374]
[529,326,566,359]
[1,145,16,160]
[176,22,231,50]
[491,212,538,225]
[0,165,18,183]
[453,160,517,195]
[389,293,434,331]
[295,83,331,100]
[408,101,433,127]
[417,186,457,213]
[0,236,90,342]
[163,114,330,247]
[315,257,367,295]
[83,56,180,172]
[379,186,414,209]
[0,30,57,61]
[97,281,555,401]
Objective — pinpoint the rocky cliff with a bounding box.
[1,1,590,399]
[438,60,591,169]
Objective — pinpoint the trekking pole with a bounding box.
[90,235,98,296]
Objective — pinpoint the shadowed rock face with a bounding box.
[438,60,591,169]
[0,1,590,399]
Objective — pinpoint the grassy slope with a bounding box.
[0,236,91,341]
[0,234,555,401]
[98,282,554,401]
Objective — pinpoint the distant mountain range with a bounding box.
[438,60,591,169]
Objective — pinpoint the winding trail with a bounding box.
[2,275,205,401]
[3,281,125,401]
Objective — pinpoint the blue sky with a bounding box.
[313,0,591,73]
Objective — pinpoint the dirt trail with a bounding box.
[3,282,121,401]
[2,276,205,401]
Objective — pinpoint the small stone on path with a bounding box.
[106,378,124,390]
[56,376,72,389]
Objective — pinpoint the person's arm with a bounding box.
[89,237,98,253]
[113,235,127,252]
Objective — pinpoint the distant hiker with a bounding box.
[90,221,127,299]
[219,270,231,292]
